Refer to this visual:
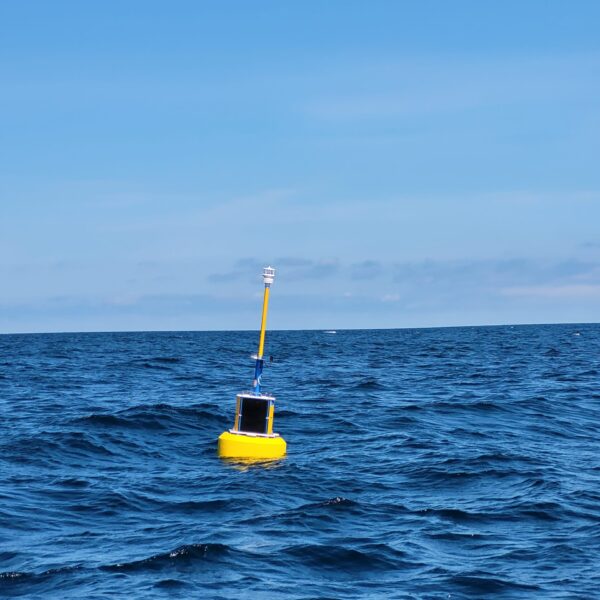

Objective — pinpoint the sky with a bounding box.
[1,0,599,333]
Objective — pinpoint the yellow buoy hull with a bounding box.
[218,431,286,459]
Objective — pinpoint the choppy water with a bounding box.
[1,324,599,598]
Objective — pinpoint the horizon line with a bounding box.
[1,320,597,336]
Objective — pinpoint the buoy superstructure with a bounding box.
[217,266,286,459]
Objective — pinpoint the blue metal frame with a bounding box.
[252,358,264,393]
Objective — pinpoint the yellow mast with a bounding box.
[257,285,270,359]
[252,266,275,392]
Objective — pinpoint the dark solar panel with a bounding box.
[239,397,268,434]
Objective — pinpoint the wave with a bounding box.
[166,499,231,513]
[148,357,183,364]
[107,356,185,372]
[293,497,359,512]
[238,497,361,526]
[3,432,115,467]
[352,377,386,390]
[74,404,223,430]
[136,362,175,370]
[101,543,232,573]
[0,565,82,588]
[449,574,541,593]
[0,544,232,588]
[153,578,188,589]
[282,542,410,571]
[428,398,511,413]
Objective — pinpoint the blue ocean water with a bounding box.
[1,324,599,598]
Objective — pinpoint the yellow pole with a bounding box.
[257,285,270,359]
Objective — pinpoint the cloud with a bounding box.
[0,293,262,323]
[304,54,600,122]
[295,260,340,280]
[207,258,341,284]
[4,256,599,333]
[392,258,598,288]
[582,241,600,249]
[209,257,600,297]
[207,258,264,283]
[275,257,313,267]
[350,260,382,280]
[381,294,400,303]
[501,284,600,299]
[384,258,600,312]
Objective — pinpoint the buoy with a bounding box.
[217,266,287,459]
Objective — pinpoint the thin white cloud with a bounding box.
[501,284,600,299]
[304,54,600,121]
[381,294,401,303]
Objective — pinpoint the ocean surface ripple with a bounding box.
[1,325,599,598]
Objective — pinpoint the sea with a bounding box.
[0,324,599,599]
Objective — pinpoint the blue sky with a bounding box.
[1,1,599,333]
